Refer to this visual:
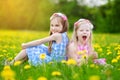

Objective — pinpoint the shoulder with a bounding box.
[50,33,62,40]
[51,33,62,38]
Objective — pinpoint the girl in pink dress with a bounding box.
[67,18,106,66]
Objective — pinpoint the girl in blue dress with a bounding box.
[9,12,69,66]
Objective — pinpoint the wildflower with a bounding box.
[1,66,16,80]
[116,55,120,60]
[107,51,112,55]
[48,61,53,64]
[0,54,3,57]
[24,64,31,69]
[97,48,103,52]
[66,59,77,65]
[51,71,61,76]
[37,76,47,80]
[14,61,21,66]
[61,60,67,64]
[111,58,118,63]
[77,50,87,55]
[89,75,100,80]
[39,53,46,60]
[90,64,95,68]
[82,54,87,59]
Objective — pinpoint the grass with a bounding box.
[0,30,120,80]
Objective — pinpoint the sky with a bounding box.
[77,0,108,7]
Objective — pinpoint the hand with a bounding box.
[21,43,26,49]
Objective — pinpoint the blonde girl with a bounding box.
[67,19,106,66]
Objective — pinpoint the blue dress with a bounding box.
[26,32,69,65]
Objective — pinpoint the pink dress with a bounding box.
[77,45,106,65]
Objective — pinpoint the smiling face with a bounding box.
[76,23,91,44]
[50,17,63,34]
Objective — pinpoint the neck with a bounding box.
[77,41,88,46]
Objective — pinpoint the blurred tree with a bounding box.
[0,0,54,31]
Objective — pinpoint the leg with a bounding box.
[10,49,27,64]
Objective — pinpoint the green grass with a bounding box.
[0,30,120,80]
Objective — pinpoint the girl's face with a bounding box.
[76,24,91,44]
[50,17,63,34]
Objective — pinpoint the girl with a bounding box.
[8,12,69,66]
[67,19,106,66]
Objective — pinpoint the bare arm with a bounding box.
[67,43,79,62]
[22,33,60,49]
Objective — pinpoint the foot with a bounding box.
[4,59,15,66]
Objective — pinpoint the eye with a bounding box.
[86,30,89,32]
[55,24,59,27]
[80,30,83,32]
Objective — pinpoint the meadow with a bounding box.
[0,30,120,80]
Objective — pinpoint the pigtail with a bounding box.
[48,32,52,53]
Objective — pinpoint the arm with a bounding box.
[67,42,79,63]
[22,33,59,49]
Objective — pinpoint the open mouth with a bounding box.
[82,36,87,41]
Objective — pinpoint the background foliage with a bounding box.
[0,0,120,33]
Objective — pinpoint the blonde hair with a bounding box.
[71,18,94,50]
[48,12,69,52]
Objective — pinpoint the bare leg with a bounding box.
[10,49,27,64]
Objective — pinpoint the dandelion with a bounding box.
[107,51,112,55]
[77,50,87,55]
[66,59,77,65]
[61,60,67,64]
[14,61,21,66]
[116,55,120,60]
[48,61,53,64]
[37,76,47,80]
[39,53,46,60]
[24,64,31,69]
[111,58,118,63]
[51,71,61,76]
[90,64,95,68]
[1,66,16,80]
[89,75,100,80]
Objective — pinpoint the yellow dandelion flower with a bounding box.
[14,61,21,66]
[89,75,100,80]
[61,60,67,64]
[24,65,31,69]
[2,49,7,53]
[77,50,87,55]
[97,48,102,52]
[48,61,53,64]
[82,54,87,59]
[77,51,83,55]
[1,66,16,80]
[111,59,118,63]
[39,53,46,60]
[117,50,120,55]
[116,55,120,60]
[3,65,11,70]
[67,59,77,65]
[0,54,4,57]
[90,64,95,68]
[37,76,47,80]
[107,51,112,55]
[51,71,61,76]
